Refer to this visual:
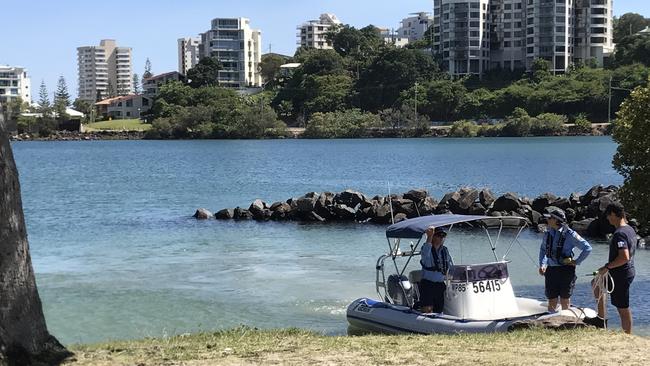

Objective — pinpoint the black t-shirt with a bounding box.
[609,225,636,277]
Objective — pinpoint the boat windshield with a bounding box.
[448,262,509,282]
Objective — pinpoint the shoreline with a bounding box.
[8,124,611,141]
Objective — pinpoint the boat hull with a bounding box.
[346,298,595,335]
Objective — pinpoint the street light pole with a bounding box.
[608,76,612,124]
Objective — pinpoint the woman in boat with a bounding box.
[416,226,453,313]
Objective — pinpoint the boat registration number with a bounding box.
[451,280,501,293]
[355,304,373,313]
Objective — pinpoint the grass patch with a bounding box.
[84,119,151,132]
[63,326,650,365]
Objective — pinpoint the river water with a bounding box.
[11,137,649,344]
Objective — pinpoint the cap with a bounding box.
[434,227,448,236]
[543,208,566,222]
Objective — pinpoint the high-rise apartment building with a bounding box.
[297,13,341,50]
[0,65,31,104]
[397,12,434,42]
[77,39,132,101]
[433,0,492,75]
[433,0,614,76]
[199,17,262,88]
[178,37,201,75]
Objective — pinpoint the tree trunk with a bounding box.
[0,106,70,364]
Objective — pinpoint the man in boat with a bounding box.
[585,202,636,334]
[416,226,453,313]
[538,208,592,312]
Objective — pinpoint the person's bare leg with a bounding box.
[560,297,570,310]
[592,284,605,318]
[547,298,558,312]
[618,308,632,334]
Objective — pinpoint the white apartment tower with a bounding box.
[0,65,31,104]
[573,0,615,66]
[397,12,434,41]
[199,17,262,88]
[297,13,342,50]
[77,39,133,101]
[178,37,201,75]
[433,0,614,76]
[433,0,492,75]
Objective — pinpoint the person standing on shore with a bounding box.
[538,208,592,312]
[416,226,453,313]
[585,202,637,334]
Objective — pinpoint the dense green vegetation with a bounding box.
[145,82,287,139]
[144,13,650,139]
[612,79,650,230]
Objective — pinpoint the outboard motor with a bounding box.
[386,274,414,306]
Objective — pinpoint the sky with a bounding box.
[0,0,648,101]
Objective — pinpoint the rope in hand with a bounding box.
[591,270,615,329]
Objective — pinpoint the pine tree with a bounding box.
[143,58,153,80]
[37,80,51,117]
[133,73,141,94]
[53,76,70,121]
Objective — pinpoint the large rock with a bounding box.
[314,192,335,219]
[418,196,438,216]
[215,208,234,220]
[439,191,462,213]
[372,204,393,224]
[458,188,480,212]
[233,207,253,220]
[492,193,521,212]
[570,218,595,236]
[335,189,366,209]
[193,208,213,220]
[270,203,292,220]
[479,188,496,208]
[532,193,558,213]
[296,194,318,213]
[393,213,408,223]
[403,189,428,203]
[553,198,571,210]
[306,211,326,222]
[468,203,487,216]
[587,194,617,218]
[333,204,357,221]
[392,198,418,218]
[529,210,542,225]
[580,185,603,205]
[248,199,266,219]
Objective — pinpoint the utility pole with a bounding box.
[414,81,418,117]
[608,76,612,124]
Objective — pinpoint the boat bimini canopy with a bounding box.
[386,214,527,239]
[383,214,528,262]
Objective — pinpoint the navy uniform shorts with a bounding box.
[418,279,446,313]
[544,265,577,299]
[609,270,635,309]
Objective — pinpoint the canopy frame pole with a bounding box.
[398,238,422,278]
[502,222,528,260]
[483,222,500,262]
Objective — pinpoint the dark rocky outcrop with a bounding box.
[201,184,642,241]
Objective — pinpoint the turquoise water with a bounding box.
[11,137,649,344]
